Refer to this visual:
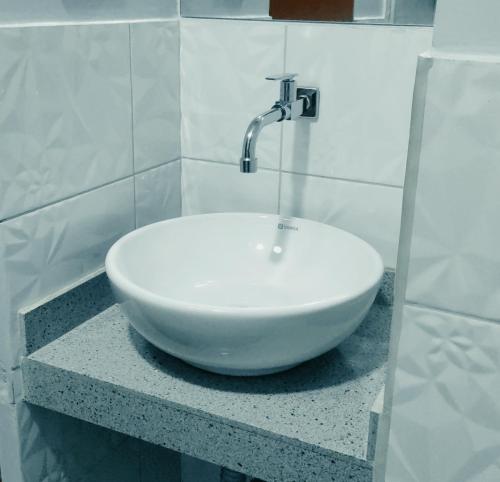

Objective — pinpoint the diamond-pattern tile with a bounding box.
[135,161,181,228]
[0,0,177,24]
[0,24,133,220]
[405,57,500,321]
[131,21,181,172]
[386,304,500,482]
[0,179,135,373]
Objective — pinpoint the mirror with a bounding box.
[181,0,436,26]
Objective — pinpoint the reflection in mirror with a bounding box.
[181,0,436,26]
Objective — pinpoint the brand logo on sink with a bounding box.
[278,223,299,232]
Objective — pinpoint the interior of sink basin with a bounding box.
[109,214,383,308]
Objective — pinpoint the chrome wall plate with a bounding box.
[298,87,320,119]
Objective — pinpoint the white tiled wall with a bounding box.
[283,23,429,187]
[181,19,285,170]
[0,0,177,26]
[0,178,135,374]
[279,172,403,268]
[386,305,500,482]
[405,58,500,321]
[0,404,22,482]
[131,21,181,172]
[380,54,500,482]
[433,0,500,55]
[0,402,181,482]
[0,25,133,220]
[180,18,433,269]
[136,160,181,228]
[0,18,181,379]
[181,159,279,216]
[0,19,181,482]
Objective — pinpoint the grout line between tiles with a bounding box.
[0,17,177,29]
[179,159,183,217]
[277,24,288,215]
[0,158,182,224]
[404,301,500,326]
[183,156,404,190]
[178,20,184,217]
[128,24,138,229]
[280,169,404,189]
[135,157,181,176]
[178,18,184,161]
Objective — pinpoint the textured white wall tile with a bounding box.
[131,21,181,172]
[0,0,177,25]
[135,160,181,228]
[0,368,18,405]
[180,19,285,170]
[405,58,500,321]
[433,0,500,55]
[181,159,279,215]
[17,403,126,482]
[0,236,10,399]
[283,24,432,187]
[279,173,402,268]
[0,24,133,220]
[0,403,22,482]
[0,369,8,404]
[0,395,181,482]
[0,178,135,372]
[11,402,174,482]
[386,304,500,482]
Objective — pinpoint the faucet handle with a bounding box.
[266,74,298,103]
[266,73,298,82]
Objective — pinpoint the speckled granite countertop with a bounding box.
[22,300,391,482]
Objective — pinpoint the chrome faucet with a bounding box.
[240,74,319,173]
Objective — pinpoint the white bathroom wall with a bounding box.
[0,0,177,26]
[377,1,500,480]
[0,24,133,221]
[433,0,500,54]
[0,19,181,482]
[180,18,433,269]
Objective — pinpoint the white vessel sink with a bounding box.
[105,213,383,376]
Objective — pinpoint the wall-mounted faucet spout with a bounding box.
[240,106,285,173]
[239,74,319,174]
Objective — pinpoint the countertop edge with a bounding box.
[22,355,373,482]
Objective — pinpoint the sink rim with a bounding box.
[105,212,384,317]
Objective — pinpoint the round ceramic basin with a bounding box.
[105,213,383,376]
